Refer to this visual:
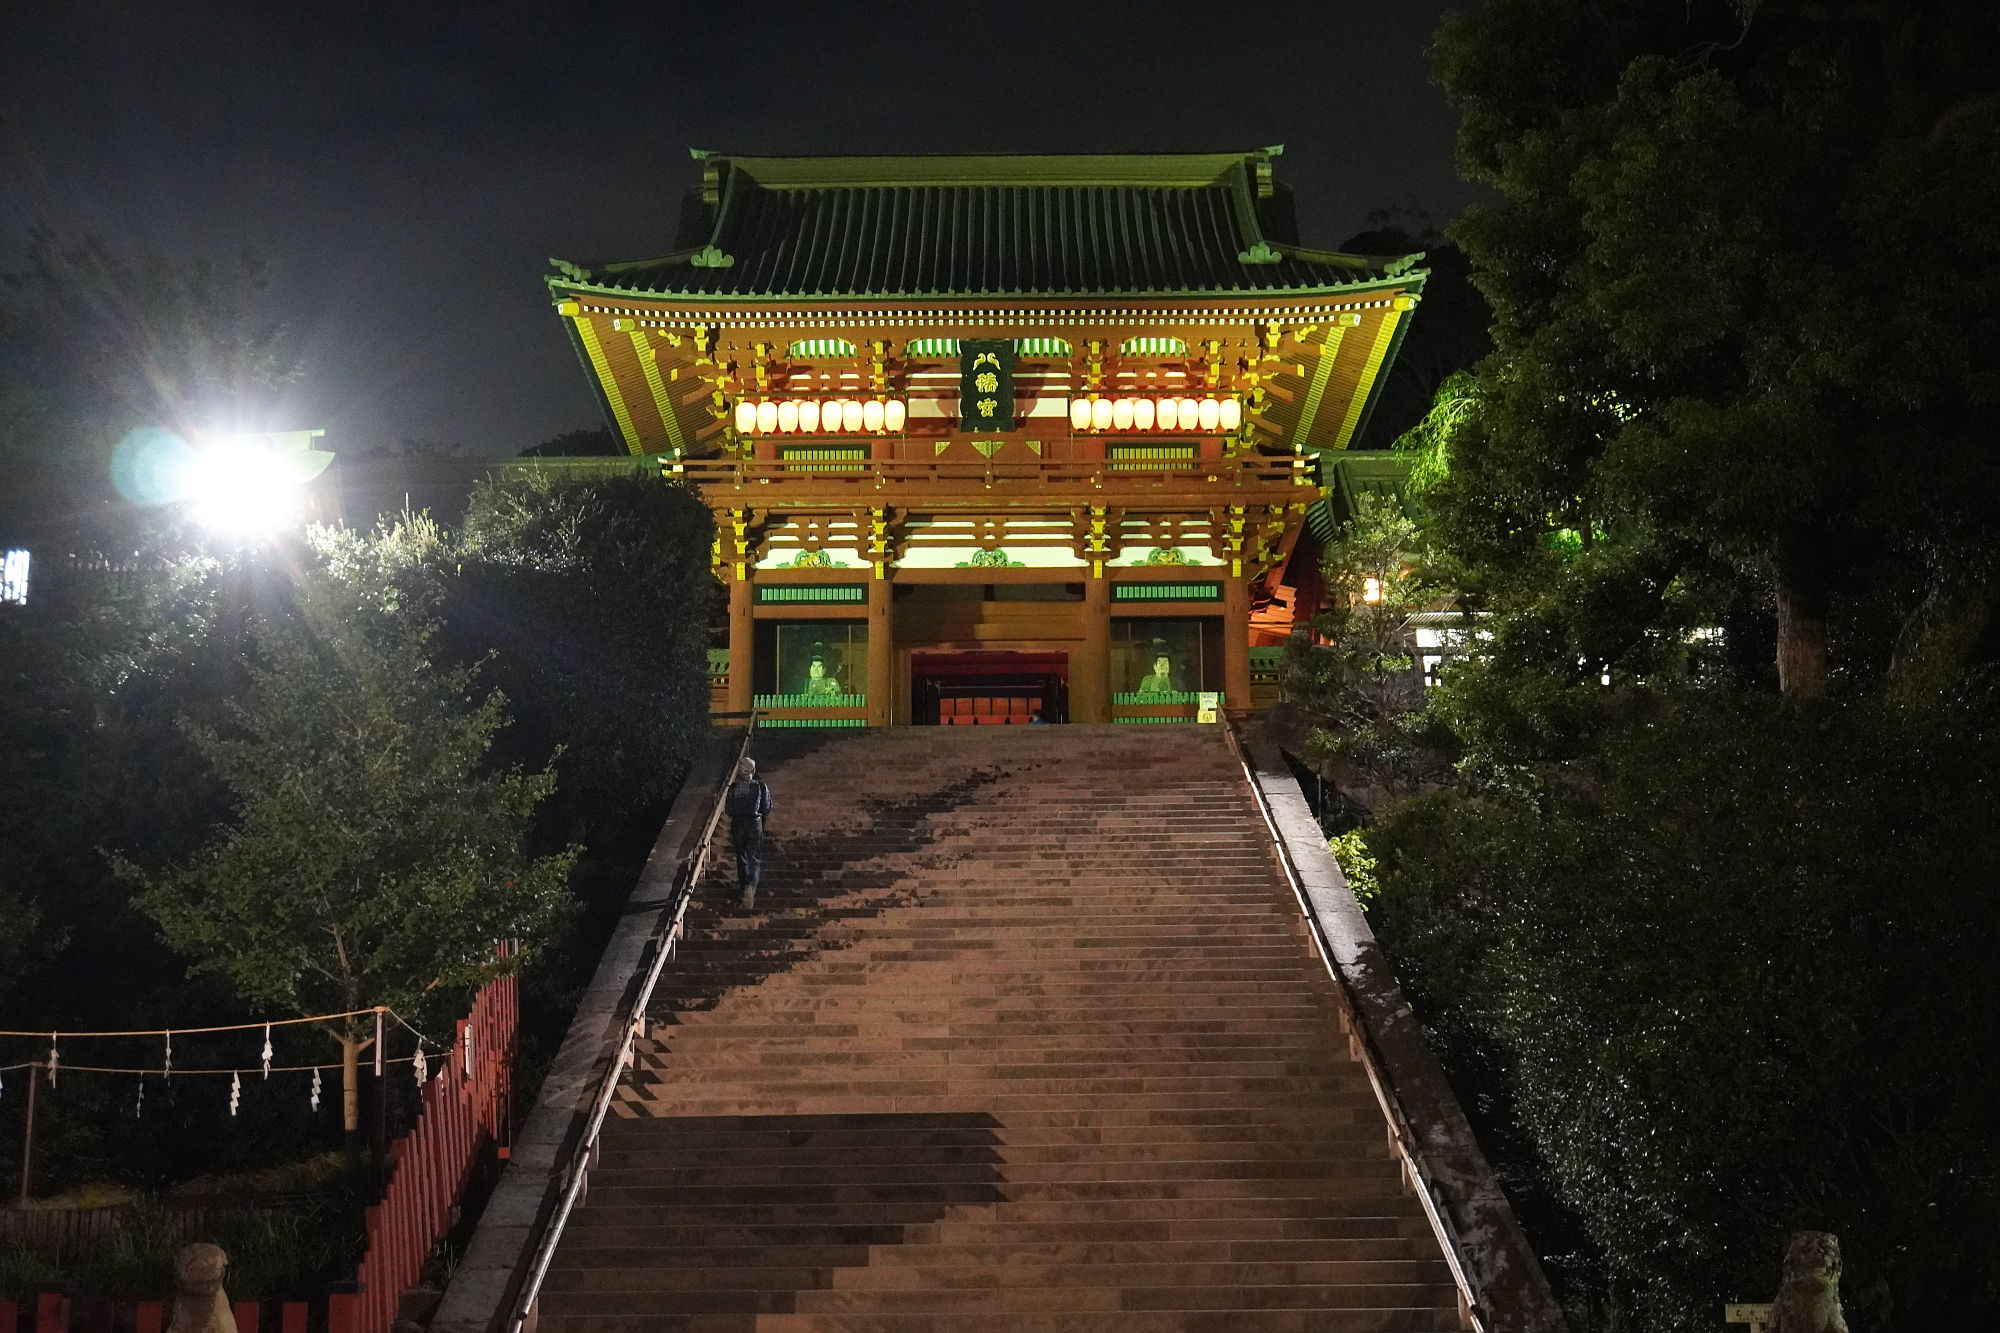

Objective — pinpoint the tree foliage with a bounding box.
[1283,494,1452,808]
[117,541,574,1129]
[1370,694,2000,1330]
[1314,6,2000,1330]
[454,472,715,833]
[1423,0,2000,710]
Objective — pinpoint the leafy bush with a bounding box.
[1367,690,2000,1330]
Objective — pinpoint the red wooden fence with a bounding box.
[1,966,518,1333]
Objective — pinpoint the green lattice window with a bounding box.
[1111,582,1222,602]
[1120,335,1188,355]
[779,444,868,473]
[758,717,870,729]
[755,585,866,604]
[1107,443,1197,471]
[788,338,857,358]
[905,337,1072,358]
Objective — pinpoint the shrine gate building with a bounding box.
[547,149,1425,727]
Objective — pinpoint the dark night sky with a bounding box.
[1,1,1476,459]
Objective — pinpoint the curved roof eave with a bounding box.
[545,273,1426,306]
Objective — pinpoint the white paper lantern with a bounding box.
[1069,398,1092,429]
[1091,398,1114,430]
[884,400,906,431]
[1198,398,1221,431]
[863,399,885,432]
[1112,398,1135,430]
[733,401,757,433]
[756,401,779,434]
[1178,398,1202,430]
[799,400,821,432]
[1218,397,1242,430]
[1156,397,1179,430]
[1133,398,1156,430]
[777,400,799,432]
[841,400,864,432]
[823,400,845,431]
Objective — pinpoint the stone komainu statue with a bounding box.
[168,1242,236,1333]
[1772,1230,1850,1333]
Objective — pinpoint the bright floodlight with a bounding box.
[184,440,302,536]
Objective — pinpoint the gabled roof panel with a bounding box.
[553,150,1419,301]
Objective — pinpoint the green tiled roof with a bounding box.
[551,151,1421,301]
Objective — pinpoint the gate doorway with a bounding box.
[911,650,1069,725]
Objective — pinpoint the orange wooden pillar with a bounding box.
[727,576,754,715]
[1076,573,1111,723]
[867,571,893,726]
[1224,572,1252,711]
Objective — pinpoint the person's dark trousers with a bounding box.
[733,824,763,899]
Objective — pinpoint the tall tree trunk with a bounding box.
[339,1029,363,1168]
[1772,529,1832,700]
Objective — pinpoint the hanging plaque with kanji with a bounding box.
[958,339,1015,431]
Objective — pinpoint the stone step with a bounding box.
[546,1260,1451,1292]
[596,1120,1382,1151]
[538,1294,1464,1326]
[629,1052,1349,1077]
[594,1137,1397,1171]
[567,1195,1428,1228]
[613,1089,1379,1116]
[556,1222,1433,1253]
[652,1024,1344,1048]
[580,1178,1413,1207]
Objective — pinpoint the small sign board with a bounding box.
[1724,1304,1773,1332]
[1196,691,1220,724]
[958,339,1015,431]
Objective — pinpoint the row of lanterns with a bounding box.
[1068,396,1241,432]
[734,398,909,435]
[731,394,1242,436]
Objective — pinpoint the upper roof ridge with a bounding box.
[690,150,1281,194]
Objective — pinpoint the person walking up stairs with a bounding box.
[726,757,773,910]
[539,726,1472,1332]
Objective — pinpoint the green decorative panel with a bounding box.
[1112,690,1225,705]
[1112,583,1222,602]
[756,585,866,604]
[1107,443,1197,471]
[753,693,870,708]
[759,717,870,729]
[789,338,857,358]
[908,337,1071,358]
[1120,335,1188,355]
[780,445,868,473]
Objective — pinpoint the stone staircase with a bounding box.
[537,726,1470,1332]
